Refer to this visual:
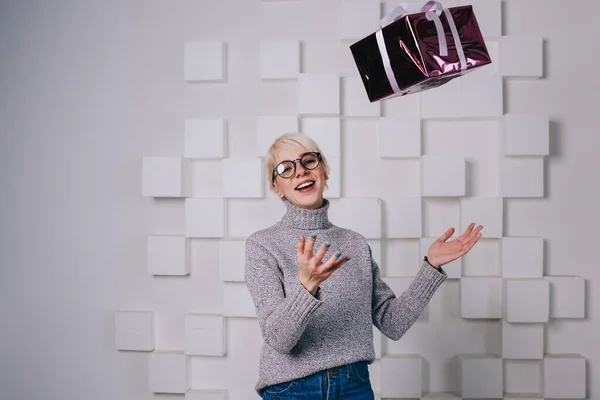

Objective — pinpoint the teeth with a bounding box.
[296,181,314,190]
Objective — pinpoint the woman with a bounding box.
[245,133,483,399]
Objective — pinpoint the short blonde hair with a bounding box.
[265,132,330,193]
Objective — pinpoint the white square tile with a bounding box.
[147,235,189,276]
[114,310,154,351]
[459,355,503,399]
[378,117,421,158]
[420,237,462,279]
[501,237,544,278]
[505,279,549,323]
[462,0,502,38]
[185,119,227,159]
[384,198,422,238]
[184,314,226,356]
[343,76,381,116]
[543,355,586,399]
[422,394,461,399]
[373,326,382,359]
[422,155,465,197]
[222,158,263,198]
[500,36,543,78]
[460,197,503,238]
[504,360,542,396]
[501,320,544,359]
[420,77,462,119]
[256,116,299,157]
[461,73,503,117]
[337,198,382,239]
[223,282,256,318]
[324,156,341,198]
[336,0,381,40]
[460,277,502,318]
[185,390,228,400]
[367,240,381,266]
[298,73,340,116]
[218,240,246,282]
[502,158,544,198]
[184,41,225,82]
[301,118,341,157]
[142,157,189,198]
[380,355,422,398]
[260,40,300,80]
[185,198,225,238]
[503,114,550,156]
[148,351,189,393]
[546,276,585,318]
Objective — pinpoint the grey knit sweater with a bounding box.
[244,198,447,394]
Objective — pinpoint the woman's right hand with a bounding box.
[297,233,349,296]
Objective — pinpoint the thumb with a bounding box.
[438,227,455,243]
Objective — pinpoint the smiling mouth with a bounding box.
[295,181,315,191]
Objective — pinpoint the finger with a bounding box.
[304,233,317,256]
[297,235,305,259]
[314,241,331,263]
[459,223,475,239]
[321,250,344,271]
[327,253,350,274]
[438,227,455,243]
[466,226,483,242]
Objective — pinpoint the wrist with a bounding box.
[424,255,439,269]
[299,277,319,296]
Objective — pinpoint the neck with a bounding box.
[281,198,331,230]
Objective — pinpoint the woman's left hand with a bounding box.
[427,223,483,268]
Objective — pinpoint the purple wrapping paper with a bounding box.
[350,5,492,102]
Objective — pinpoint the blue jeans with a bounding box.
[262,361,375,399]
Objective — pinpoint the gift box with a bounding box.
[349,1,492,102]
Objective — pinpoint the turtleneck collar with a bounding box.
[280,198,332,230]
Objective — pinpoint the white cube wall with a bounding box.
[421,237,462,279]
[185,314,226,356]
[422,155,466,197]
[502,158,544,198]
[547,276,585,318]
[142,157,189,198]
[505,279,549,323]
[185,198,225,238]
[459,355,503,399]
[184,42,225,82]
[337,198,381,239]
[260,40,300,80]
[185,119,227,159]
[301,118,341,157]
[298,73,340,116]
[148,351,189,393]
[501,320,544,359]
[422,394,461,399]
[462,0,501,37]
[223,283,256,318]
[256,116,299,157]
[380,355,422,398]
[185,390,228,400]
[114,310,154,351]
[501,237,544,278]
[378,117,421,159]
[461,277,502,319]
[461,73,503,117]
[420,77,462,118]
[336,0,380,40]
[222,158,263,198]
[147,235,189,276]
[543,355,587,399]
[218,240,246,282]
[461,197,503,238]
[385,198,422,238]
[342,76,381,117]
[500,36,544,78]
[504,360,542,396]
[503,114,550,156]
[324,156,341,198]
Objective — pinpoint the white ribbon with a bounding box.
[376,1,467,95]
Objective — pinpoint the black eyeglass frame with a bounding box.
[271,152,322,182]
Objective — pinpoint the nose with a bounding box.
[295,161,309,177]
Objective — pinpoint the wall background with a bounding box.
[0,0,599,399]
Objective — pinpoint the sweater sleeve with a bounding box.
[244,237,323,354]
[371,251,447,341]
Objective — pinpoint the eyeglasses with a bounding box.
[272,152,321,182]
